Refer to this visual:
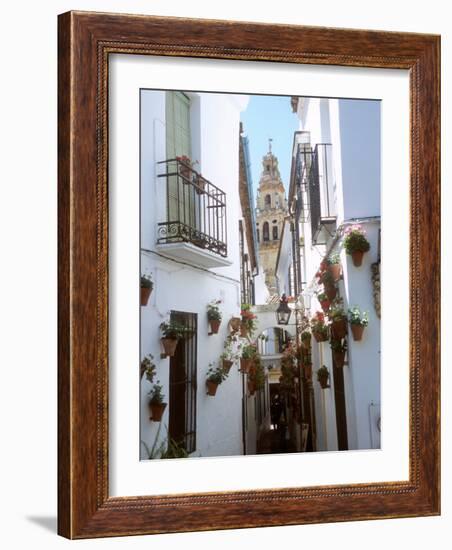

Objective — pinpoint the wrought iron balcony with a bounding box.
[156,159,228,267]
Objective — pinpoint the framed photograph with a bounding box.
[58,11,440,538]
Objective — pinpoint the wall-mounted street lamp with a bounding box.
[276,294,292,325]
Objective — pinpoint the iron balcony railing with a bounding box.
[156,159,228,258]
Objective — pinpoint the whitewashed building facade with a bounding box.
[276,97,381,452]
[139,90,268,459]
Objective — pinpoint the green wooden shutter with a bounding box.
[166,92,192,223]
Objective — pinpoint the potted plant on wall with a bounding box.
[140,354,156,381]
[343,224,371,267]
[329,300,348,339]
[316,291,331,313]
[240,343,257,373]
[220,334,240,373]
[348,306,369,341]
[206,363,228,396]
[240,303,257,337]
[140,274,153,306]
[159,320,187,357]
[330,338,347,368]
[207,300,222,334]
[229,316,241,332]
[317,365,330,389]
[326,252,342,281]
[148,381,167,422]
[310,311,329,342]
[322,270,337,301]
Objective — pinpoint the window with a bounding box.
[272,225,278,240]
[168,310,197,454]
[265,194,271,208]
[263,221,270,241]
[165,91,194,222]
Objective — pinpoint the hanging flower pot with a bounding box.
[317,366,330,389]
[149,401,167,422]
[331,318,347,339]
[333,350,346,368]
[209,319,221,334]
[140,286,152,306]
[229,317,241,332]
[313,330,328,343]
[206,380,219,396]
[328,263,341,282]
[248,379,256,395]
[140,275,153,306]
[348,306,369,341]
[161,337,178,357]
[240,358,252,373]
[351,250,364,267]
[195,174,206,195]
[222,358,233,373]
[324,284,337,301]
[351,324,365,341]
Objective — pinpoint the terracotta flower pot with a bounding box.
[248,380,256,395]
[229,317,241,332]
[318,374,330,389]
[140,286,152,306]
[179,164,192,181]
[240,358,252,373]
[320,299,331,312]
[313,330,328,343]
[240,322,248,338]
[331,318,347,339]
[149,402,167,422]
[195,175,206,194]
[333,350,346,368]
[351,250,364,267]
[222,359,233,373]
[206,380,219,396]
[351,324,365,341]
[324,284,337,301]
[161,337,179,357]
[328,263,341,281]
[209,319,221,334]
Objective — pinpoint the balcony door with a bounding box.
[165,91,196,228]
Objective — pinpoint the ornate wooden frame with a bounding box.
[58,11,440,538]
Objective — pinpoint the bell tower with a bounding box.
[255,141,288,296]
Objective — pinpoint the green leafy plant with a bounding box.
[207,299,222,321]
[343,224,371,254]
[240,303,258,335]
[330,338,347,352]
[348,306,369,326]
[141,274,153,289]
[241,343,257,360]
[329,299,347,322]
[321,270,335,286]
[140,354,156,382]
[160,438,189,459]
[301,330,311,341]
[160,320,187,339]
[250,360,265,390]
[206,363,228,385]
[327,252,341,265]
[317,291,329,302]
[148,381,165,404]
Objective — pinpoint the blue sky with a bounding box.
[240,95,299,195]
